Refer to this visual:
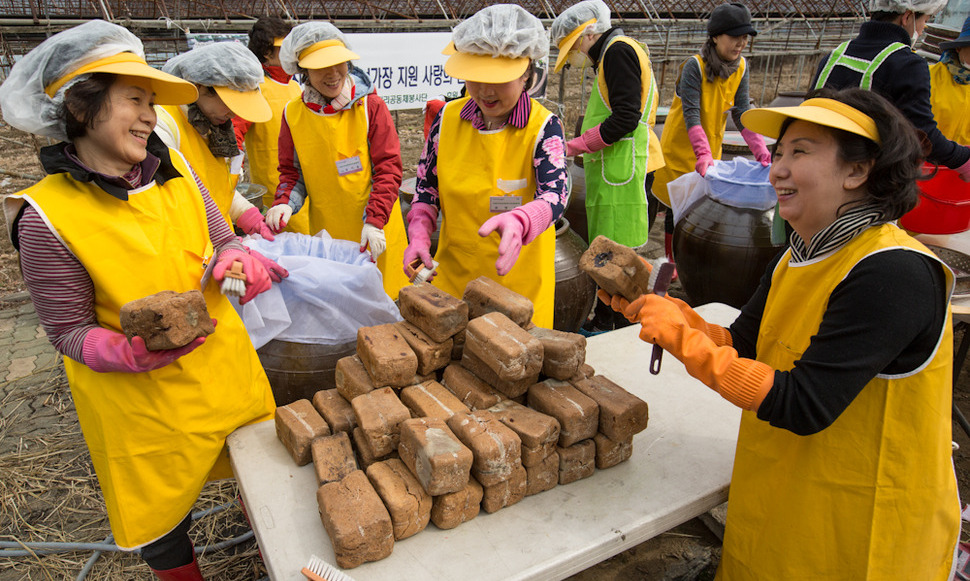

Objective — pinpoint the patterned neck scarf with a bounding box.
[700,39,741,83]
[788,204,885,263]
[941,51,970,85]
[186,103,239,158]
[303,78,355,114]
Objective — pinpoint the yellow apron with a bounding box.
[434,97,556,328]
[7,152,275,549]
[653,56,745,206]
[248,78,308,235]
[284,94,409,299]
[930,61,970,145]
[156,105,237,228]
[718,224,959,580]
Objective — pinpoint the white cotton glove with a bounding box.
[265,204,293,233]
[360,223,386,262]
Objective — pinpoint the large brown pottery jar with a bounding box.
[554,218,597,332]
[564,160,588,243]
[257,340,357,406]
[673,197,783,309]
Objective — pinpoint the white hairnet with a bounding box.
[162,41,263,91]
[279,22,351,75]
[452,4,549,61]
[550,0,612,46]
[868,0,947,13]
[0,20,144,141]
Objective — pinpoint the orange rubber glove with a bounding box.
[666,297,733,347]
[625,294,774,411]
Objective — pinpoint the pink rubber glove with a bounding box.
[478,201,553,276]
[741,128,772,167]
[213,248,271,304]
[957,156,970,183]
[247,247,288,283]
[235,206,275,241]
[403,202,437,280]
[83,326,209,373]
[565,124,609,157]
[687,125,715,176]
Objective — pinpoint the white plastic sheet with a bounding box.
[234,231,402,349]
[667,157,776,225]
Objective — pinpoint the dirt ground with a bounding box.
[3,62,970,581]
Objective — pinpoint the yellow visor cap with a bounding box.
[213,85,272,123]
[740,98,881,145]
[554,18,597,73]
[444,51,530,83]
[45,52,198,105]
[298,39,360,70]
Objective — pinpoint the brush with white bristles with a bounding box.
[220,261,246,297]
[302,554,356,581]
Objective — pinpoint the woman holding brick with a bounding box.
[405,4,569,328]
[0,21,276,580]
[602,88,959,579]
[265,21,410,299]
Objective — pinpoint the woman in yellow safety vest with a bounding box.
[155,42,281,245]
[653,2,771,271]
[604,88,959,580]
[405,4,569,328]
[930,16,970,144]
[0,21,277,580]
[266,21,409,299]
[233,16,309,234]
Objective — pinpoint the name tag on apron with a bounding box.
[490,196,522,213]
[335,156,363,176]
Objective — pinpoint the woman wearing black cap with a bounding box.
[930,15,970,144]
[652,2,771,273]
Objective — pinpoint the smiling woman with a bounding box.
[602,87,957,579]
[0,19,277,581]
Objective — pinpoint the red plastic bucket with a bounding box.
[899,163,970,234]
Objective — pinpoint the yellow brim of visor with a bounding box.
[298,39,360,70]
[44,52,198,105]
[740,98,882,145]
[554,18,597,73]
[212,85,272,123]
[444,51,530,84]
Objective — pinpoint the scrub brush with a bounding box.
[220,261,246,297]
[302,554,356,581]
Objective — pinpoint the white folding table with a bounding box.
[227,303,742,581]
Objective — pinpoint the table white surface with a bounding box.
[227,303,742,581]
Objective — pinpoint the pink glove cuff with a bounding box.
[581,125,608,153]
[741,128,772,165]
[407,202,438,232]
[235,207,264,234]
[82,327,116,373]
[687,125,712,158]
[516,200,553,245]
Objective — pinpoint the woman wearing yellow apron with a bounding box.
[654,3,771,271]
[0,21,276,581]
[603,89,960,579]
[155,41,280,247]
[266,22,409,300]
[405,5,569,328]
[930,16,970,144]
[233,16,309,235]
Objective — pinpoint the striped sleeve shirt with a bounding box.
[16,157,241,364]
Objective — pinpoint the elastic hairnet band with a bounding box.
[299,38,346,62]
[557,18,597,50]
[45,52,145,97]
[802,98,881,144]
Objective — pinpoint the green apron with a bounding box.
[581,36,659,247]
